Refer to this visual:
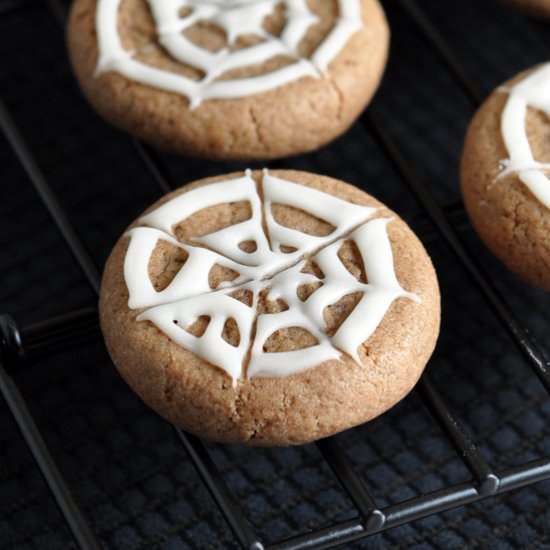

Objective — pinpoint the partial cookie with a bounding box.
[67,0,389,160]
[505,0,550,17]
[461,64,550,289]
[99,169,440,446]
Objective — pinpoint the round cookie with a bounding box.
[461,64,550,289]
[505,0,550,18]
[99,169,440,446]
[67,0,389,160]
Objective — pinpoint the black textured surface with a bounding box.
[1,0,550,548]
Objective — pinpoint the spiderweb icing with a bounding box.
[500,63,550,208]
[95,0,363,107]
[124,170,419,380]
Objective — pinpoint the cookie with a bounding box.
[505,0,550,17]
[461,64,550,289]
[99,169,440,445]
[67,0,389,160]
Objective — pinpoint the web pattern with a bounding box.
[96,0,363,107]
[124,170,418,380]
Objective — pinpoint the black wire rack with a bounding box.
[2,0,550,548]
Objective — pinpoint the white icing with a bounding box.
[500,63,550,208]
[124,226,254,309]
[95,0,363,107]
[138,290,256,381]
[262,171,376,254]
[124,170,419,380]
[247,263,342,378]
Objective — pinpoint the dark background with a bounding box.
[2,0,550,548]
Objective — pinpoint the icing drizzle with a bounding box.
[124,170,419,380]
[500,63,550,208]
[95,0,363,107]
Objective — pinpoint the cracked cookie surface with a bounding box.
[67,0,389,160]
[99,170,440,445]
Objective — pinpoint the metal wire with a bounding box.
[417,377,499,496]
[316,438,386,530]
[0,316,101,550]
[0,99,101,295]
[269,457,550,550]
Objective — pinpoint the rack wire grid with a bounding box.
[2,0,550,548]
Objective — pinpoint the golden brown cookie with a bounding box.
[67,0,389,160]
[461,64,550,289]
[99,169,440,445]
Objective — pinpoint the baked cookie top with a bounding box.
[100,170,439,444]
[96,0,365,107]
[498,63,550,208]
[68,0,389,159]
[122,169,418,381]
[461,64,550,289]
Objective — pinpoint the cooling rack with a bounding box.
[2,0,550,548]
